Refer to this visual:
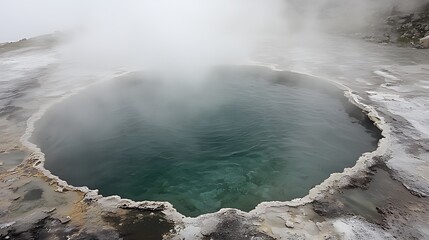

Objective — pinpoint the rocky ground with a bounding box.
[363,3,429,48]
[0,32,428,239]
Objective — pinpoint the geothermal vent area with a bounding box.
[0,1,429,240]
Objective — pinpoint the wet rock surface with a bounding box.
[203,211,275,240]
[102,210,175,240]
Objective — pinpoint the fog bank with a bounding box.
[1,0,428,75]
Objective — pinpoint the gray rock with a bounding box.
[404,23,413,29]
[59,216,71,224]
[285,220,294,228]
[398,18,408,24]
[420,35,429,48]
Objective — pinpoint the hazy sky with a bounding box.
[0,0,99,42]
[0,0,285,43]
[2,0,428,43]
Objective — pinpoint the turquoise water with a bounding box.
[32,67,381,217]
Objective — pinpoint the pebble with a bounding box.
[60,216,71,224]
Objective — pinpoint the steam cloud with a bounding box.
[60,0,286,76]
[1,0,428,76]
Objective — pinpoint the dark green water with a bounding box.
[32,67,381,217]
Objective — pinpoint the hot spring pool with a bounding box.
[32,67,381,216]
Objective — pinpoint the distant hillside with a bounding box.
[363,3,429,48]
[0,33,62,54]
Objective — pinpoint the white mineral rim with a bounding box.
[18,61,391,224]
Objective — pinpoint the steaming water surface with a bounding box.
[32,67,381,216]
